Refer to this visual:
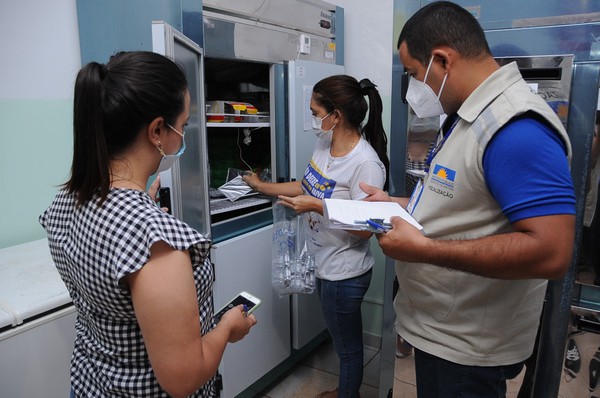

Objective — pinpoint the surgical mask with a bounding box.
[155,124,186,174]
[405,56,448,118]
[312,111,336,139]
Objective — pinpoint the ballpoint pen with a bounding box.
[366,219,390,233]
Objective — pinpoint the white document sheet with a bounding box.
[322,199,423,231]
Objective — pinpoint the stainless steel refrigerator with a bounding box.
[152,1,345,395]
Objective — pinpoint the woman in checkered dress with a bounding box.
[40,51,256,398]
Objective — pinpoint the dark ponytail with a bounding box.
[68,62,110,207]
[359,78,389,191]
[65,51,187,206]
[312,75,390,190]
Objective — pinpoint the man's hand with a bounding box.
[359,182,391,202]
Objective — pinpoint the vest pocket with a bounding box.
[397,262,456,320]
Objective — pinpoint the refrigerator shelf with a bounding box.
[210,195,272,215]
[206,112,269,124]
[207,122,270,128]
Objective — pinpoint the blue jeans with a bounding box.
[414,348,524,398]
[316,269,372,398]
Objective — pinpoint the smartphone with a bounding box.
[214,291,261,322]
[158,187,172,215]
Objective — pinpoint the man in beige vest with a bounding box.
[361,1,576,397]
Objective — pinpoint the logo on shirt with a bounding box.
[302,161,336,199]
[430,164,456,192]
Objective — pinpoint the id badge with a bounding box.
[407,178,424,214]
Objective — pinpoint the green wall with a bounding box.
[0,100,73,248]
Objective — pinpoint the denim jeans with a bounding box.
[414,348,524,398]
[316,269,372,398]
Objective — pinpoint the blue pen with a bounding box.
[366,219,389,233]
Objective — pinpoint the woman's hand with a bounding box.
[148,176,161,202]
[242,172,262,192]
[147,176,169,212]
[278,195,322,215]
[218,305,257,343]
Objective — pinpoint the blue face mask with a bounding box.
[155,124,186,174]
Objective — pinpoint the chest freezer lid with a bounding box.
[0,239,71,329]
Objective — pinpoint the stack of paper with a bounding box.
[323,199,423,231]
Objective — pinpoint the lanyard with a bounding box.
[425,114,459,172]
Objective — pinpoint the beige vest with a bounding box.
[396,62,571,366]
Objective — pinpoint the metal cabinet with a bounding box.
[211,225,291,397]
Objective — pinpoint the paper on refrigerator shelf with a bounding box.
[322,199,423,231]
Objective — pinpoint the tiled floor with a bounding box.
[256,338,381,397]
[253,337,529,398]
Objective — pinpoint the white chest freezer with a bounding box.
[0,238,75,397]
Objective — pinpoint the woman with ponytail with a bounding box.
[40,51,256,398]
[244,74,389,398]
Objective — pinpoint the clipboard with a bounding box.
[322,198,423,231]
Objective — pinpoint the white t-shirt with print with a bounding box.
[300,137,386,281]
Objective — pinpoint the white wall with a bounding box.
[333,0,394,100]
[331,0,395,339]
[0,0,80,248]
[0,1,80,100]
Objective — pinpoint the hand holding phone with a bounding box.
[214,291,261,323]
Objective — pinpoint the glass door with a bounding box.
[203,58,275,241]
[152,21,211,237]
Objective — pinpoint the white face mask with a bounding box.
[154,124,186,174]
[405,56,448,118]
[312,111,336,140]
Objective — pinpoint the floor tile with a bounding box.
[262,339,386,397]
[301,339,339,375]
[259,336,537,398]
[260,363,338,397]
[363,347,382,387]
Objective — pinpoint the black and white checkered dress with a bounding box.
[40,188,216,397]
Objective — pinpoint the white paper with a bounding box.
[323,199,423,231]
[303,85,314,130]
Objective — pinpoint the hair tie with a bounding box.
[359,78,377,94]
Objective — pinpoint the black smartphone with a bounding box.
[159,187,171,214]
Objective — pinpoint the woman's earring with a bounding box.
[156,141,166,156]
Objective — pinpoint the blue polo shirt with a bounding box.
[483,116,576,223]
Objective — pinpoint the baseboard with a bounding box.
[364,330,381,349]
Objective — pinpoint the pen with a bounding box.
[366,219,390,233]
[353,219,392,226]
